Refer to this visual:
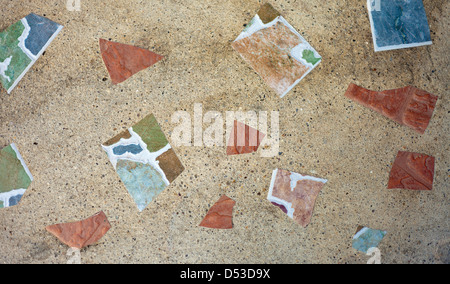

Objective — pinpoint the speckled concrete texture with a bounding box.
[0,0,448,264]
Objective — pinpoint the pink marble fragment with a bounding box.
[268,169,327,227]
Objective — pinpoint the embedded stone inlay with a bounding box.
[232,3,321,98]
[199,195,236,229]
[345,83,438,134]
[99,39,164,84]
[46,211,111,249]
[268,169,327,227]
[388,151,435,191]
[102,114,184,212]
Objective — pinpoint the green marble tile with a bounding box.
[0,14,63,93]
[0,144,33,208]
[0,21,32,91]
[132,114,169,153]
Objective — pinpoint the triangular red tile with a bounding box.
[99,39,164,84]
[226,120,266,155]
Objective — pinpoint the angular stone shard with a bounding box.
[226,120,266,155]
[268,169,327,227]
[367,0,432,52]
[46,211,111,249]
[353,226,387,254]
[0,144,33,209]
[257,3,281,24]
[102,114,184,212]
[232,3,321,98]
[99,39,164,84]
[345,83,438,134]
[0,14,63,93]
[199,195,236,229]
[388,151,435,191]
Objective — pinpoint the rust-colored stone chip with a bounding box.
[46,211,111,249]
[388,151,435,191]
[199,195,236,229]
[345,83,438,134]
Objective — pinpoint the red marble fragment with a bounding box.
[199,195,236,229]
[46,211,111,249]
[345,83,438,134]
[388,151,435,191]
[99,39,164,84]
[226,120,266,155]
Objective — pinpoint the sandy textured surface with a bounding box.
[0,0,448,264]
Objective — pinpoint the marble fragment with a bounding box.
[99,39,164,84]
[226,120,266,155]
[0,144,33,208]
[353,226,387,254]
[388,151,435,191]
[268,169,327,227]
[46,211,111,249]
[199,195,236,229]
[102,114,184,212]
[345,83,438,134]
[0,14,63,93]
[232,3,321,98]
[367,0,432,52]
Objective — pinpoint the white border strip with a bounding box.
[10,143,33,181]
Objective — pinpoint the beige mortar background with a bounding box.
[0,0,448,264]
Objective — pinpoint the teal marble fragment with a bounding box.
[116,159,167,211]
[367,0,432,52]
[353,227,387,253]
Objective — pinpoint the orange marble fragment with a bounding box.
[99,39,164,84]
[199,195,236,229]
[226,120,266,155]
[46,211,111,249]
[388,151,435,191]
[345,83,438,134]
[232,22,310,96]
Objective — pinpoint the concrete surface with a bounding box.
[0,0,448,264]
